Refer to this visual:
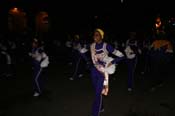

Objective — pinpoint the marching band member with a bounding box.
[90,28,124,116]
[0,41,12,77]
[29,38,49,97]
[124,32,140,92]
[149,33,173,90]
[69,34,85,80]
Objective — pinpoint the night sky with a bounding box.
[49,0,175,34]
[1,0,175,34]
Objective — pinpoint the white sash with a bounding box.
[90,43,116,74]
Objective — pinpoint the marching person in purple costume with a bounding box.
[90,28,124,116]
[29,38,49,97]
[124,32,140,92]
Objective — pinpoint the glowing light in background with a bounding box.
[155,17,162,28]
[8,7,27,32]
[11,7,19,13]
[36,11,49,32]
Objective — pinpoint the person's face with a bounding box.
[93,31,102,43]
[32,42,38,48]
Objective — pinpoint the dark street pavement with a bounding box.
[0,57,175,116]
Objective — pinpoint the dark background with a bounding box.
[1,0,175,33]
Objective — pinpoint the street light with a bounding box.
[11,7,19,13]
